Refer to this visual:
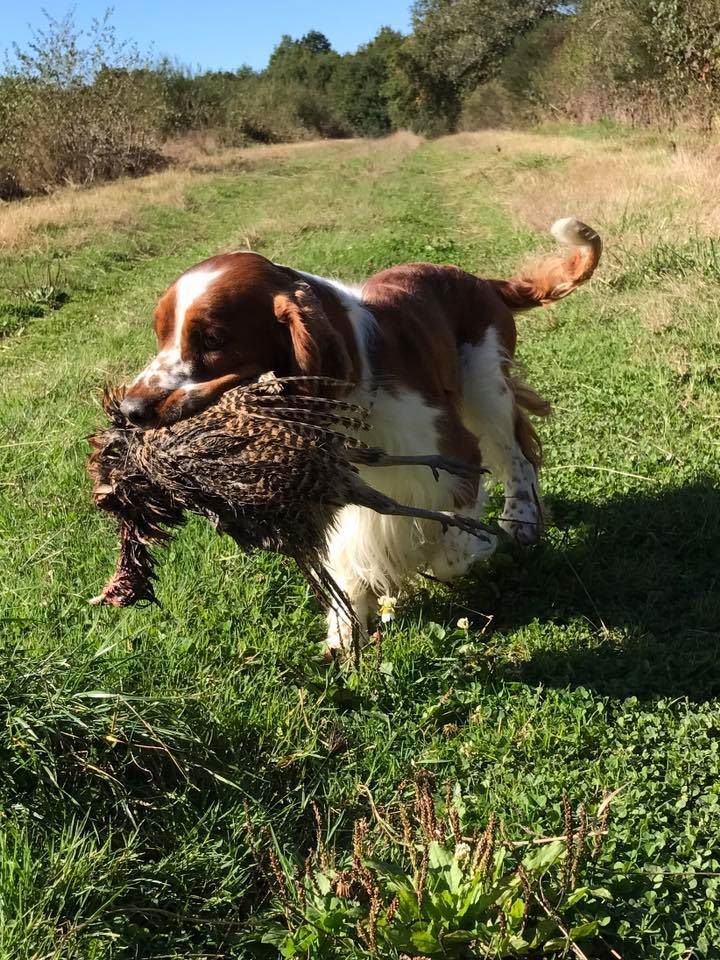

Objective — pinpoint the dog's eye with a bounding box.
[203,332,224,352]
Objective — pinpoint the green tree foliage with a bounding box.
[544,0,660,90]
[385,33,464,133]
[389,0,567,133]
[459,0,720,130]
[262,31,348,138]
[266,31,339,88]
[412,0,564,91]
[497,16,571,101]
[461,12,572,129]
[330,29,404,136]
[649,0,720,103]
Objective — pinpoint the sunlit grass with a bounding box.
[1,131,719,958]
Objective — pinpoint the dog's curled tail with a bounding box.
[493,217,602,311]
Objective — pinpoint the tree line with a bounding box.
[2,1,719,197]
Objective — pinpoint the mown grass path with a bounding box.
[1,132,719,957]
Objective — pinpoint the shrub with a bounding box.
[460,80,538,130]
[0,12,168,195]
[245,774,614,958]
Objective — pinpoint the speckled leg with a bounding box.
[428,492,498,581]
[461,332,543,546]
[498,456,542,546]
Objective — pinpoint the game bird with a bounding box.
[88,375,493,634]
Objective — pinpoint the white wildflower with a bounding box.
[457,616,470,631]
[378,595,397,623]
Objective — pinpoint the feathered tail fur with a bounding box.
[493,217,602,311]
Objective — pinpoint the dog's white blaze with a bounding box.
[131,348,189,391]
[173,267,223,350]
[132,266,223,392]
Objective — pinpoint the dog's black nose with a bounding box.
[119,396,156,426]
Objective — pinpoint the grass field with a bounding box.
[1,129,720,958]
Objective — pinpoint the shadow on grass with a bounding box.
[418,480,720,702]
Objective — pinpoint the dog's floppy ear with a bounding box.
[273,282,352,391]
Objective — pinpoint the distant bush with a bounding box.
[460,80,537,130]
[329,29,404,137]
[0,12,168,197]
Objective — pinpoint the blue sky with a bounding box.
[5,1,413,72]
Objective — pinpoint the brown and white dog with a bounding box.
[120,217,601,649]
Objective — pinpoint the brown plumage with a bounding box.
[87,375,493,628]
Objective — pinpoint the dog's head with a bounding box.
[120,252,353,426]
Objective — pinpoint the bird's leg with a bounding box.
[356,489,497,541]
[347,448,488,482]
